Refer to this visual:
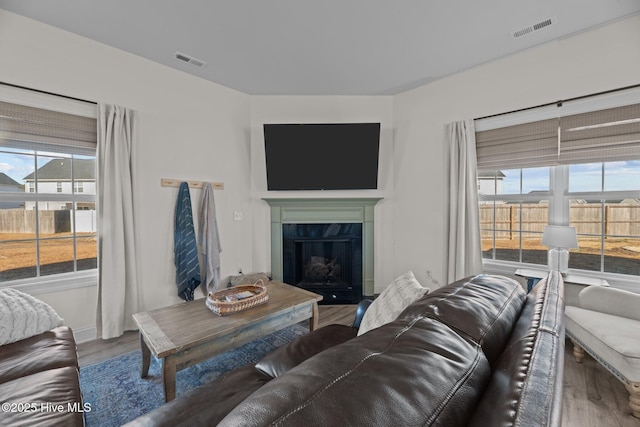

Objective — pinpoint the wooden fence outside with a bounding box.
[480,204,640,239]
[0,209,70,234]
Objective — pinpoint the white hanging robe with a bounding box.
[198,182,222,293]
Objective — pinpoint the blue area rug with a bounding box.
[79,324,308,426]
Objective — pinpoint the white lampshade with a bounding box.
[541,225,578,249]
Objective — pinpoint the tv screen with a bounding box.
[264,123,380,191]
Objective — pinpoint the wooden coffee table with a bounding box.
[132,281,322,402]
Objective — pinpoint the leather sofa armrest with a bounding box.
[352,299,373,329]
[123,365,272,427]
[579,286,640,321]
[255,324,357,378]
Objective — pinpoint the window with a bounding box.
[0,98,97,284]
[479,168,550,265]
[476,95,640,278]
[480,164,640,276]
[567,161,640,276]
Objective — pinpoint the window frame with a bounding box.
[476,86,640,290]
[0,85,98,295]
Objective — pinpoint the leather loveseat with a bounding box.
[127,272,565,426]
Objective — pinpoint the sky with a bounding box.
[0,150,86,184]
[0,151,36,184]
[501,160,640,194]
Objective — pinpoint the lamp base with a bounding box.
[548,247,570,275]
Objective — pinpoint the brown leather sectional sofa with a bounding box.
[127,271,565,426]
[0,326,84,426]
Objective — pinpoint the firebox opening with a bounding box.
[283,223,362,304]
[298,240,352,287]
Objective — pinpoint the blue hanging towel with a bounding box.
[174,182,201,301]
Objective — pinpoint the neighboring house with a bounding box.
[22,158,96,211]
[0,172,24,209]
[478,171,505,196]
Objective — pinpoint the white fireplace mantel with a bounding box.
[262,197,382,297]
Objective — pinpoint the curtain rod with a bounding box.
[0,81,97,105]
[474,83,640,121]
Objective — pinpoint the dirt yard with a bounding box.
[0,232,97,272]
[483,237,640,259]
[2,233,637,278]
[483,237,640,276]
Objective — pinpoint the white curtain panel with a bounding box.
[445,120,483,283]
[96,104,139,339]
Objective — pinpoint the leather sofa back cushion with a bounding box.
[219,318,491,427]
[400,274,526,364]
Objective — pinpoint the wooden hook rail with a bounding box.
[161,178,224,190]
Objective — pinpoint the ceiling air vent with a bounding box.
[511,17,557,39]
[174,51,207,68]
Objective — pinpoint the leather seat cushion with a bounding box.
[0,326,78,385]
[0,366,83,427]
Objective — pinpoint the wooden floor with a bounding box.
[562,340,640,427]
[77,305,639,426]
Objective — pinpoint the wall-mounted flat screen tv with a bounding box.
[264,123,380,191]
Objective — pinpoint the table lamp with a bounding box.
[541,225,578,275]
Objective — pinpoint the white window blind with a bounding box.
[475,118,558,171]
[476,102,640,171]
[559,103,640,164]
[0,100,97,155]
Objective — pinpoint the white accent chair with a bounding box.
[565,286,640,418]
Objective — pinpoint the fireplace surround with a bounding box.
[263,198,381,303]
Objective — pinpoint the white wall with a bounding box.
[0,10,251,339]
[393,15,640,288]
[250,96,395,292]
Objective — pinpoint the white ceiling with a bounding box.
[1,1,639,96]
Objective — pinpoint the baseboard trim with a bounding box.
[73,325,97,344]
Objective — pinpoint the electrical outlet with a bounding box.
[233,211,243,221]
